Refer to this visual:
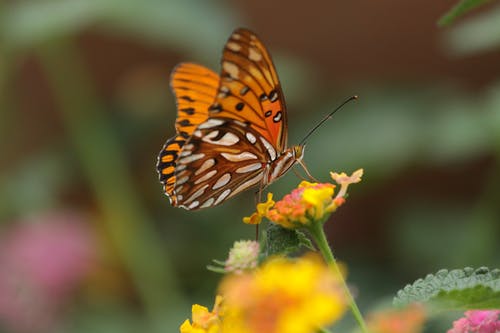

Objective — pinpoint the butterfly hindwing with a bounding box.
[170,62,219,136]
[171,118,276,209]
[157,63,220,202]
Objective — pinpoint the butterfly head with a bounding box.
[292,145,305,162]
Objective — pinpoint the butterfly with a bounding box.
[157,28,312,210]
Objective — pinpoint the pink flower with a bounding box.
[0,212,96,333]
[448,310,500,333]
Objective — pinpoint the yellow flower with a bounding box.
[366,304,426,333]
[243,193,274,225]
[218,254,347,333]
[180,296,224,333]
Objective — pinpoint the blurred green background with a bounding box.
[1,0,499,332]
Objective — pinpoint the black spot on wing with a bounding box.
[178,119,192,127]
[180,107,195,115]
[235,102,245,111]
[209,103,222,113]
[180,96,195,102]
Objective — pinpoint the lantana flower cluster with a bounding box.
[448,310,500,333]
[224,240,260,274]
[244,169,363,228]
[181,255,347,333]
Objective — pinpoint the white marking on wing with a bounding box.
[214,189,231,205]
[212,173,231,190]
[200,197,215,208]
[202,132,240,146]
[223,61,239,79]
[232,173,263,196]
[219,132,240,145]
[260,137,276,161]
[246,132,257,144]
[248,48,262,62]
[198,119,225,130]
[236,163,262,174]
[273,112,282,122]
[188,201,200,209]
[178,153,205,164]
[221,152,258,162]
[175,164,187,173]
[194,169,217,185]
[204,130,219,140]
[226,42,242,52]
[176,175,189,186]
[233,120,247,127]
[184,184,209,204]
[180,150,191,157]
[195,158,216,176]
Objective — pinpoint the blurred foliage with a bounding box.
[0,0,236,60]
[0,0,500,332]
[444,5,500,55]
[438,0,495,26]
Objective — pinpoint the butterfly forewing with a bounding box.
[211,28,288,151]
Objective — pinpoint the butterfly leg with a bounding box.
[297,160,320,182]
[292,167,309,182]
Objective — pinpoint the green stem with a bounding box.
[308,221,370,333]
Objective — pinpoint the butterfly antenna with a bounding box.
[299,95,358,146]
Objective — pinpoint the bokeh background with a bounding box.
[1,0,499,332]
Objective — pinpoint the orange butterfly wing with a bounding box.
[209,28,288,151]
[157,63,219,203]
[157,28,291,209]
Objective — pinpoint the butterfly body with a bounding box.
[157,28,306,210]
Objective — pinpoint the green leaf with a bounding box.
[206,258,227,273]
[438,0,494,26]
[263,223,313,256]
[394,267,500,310]
[444,5,500,55]
[296,229,315,251]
